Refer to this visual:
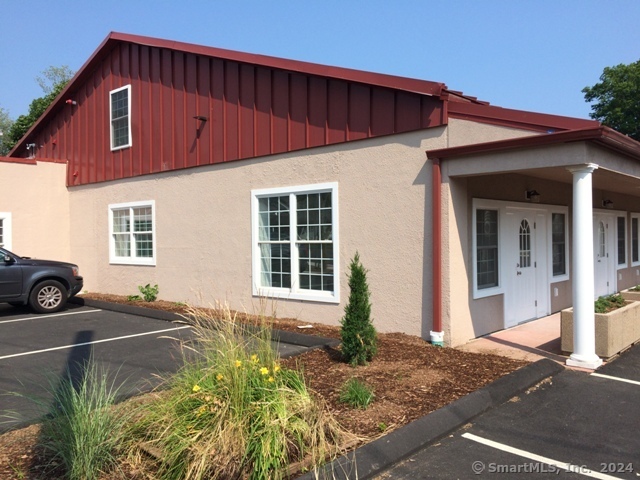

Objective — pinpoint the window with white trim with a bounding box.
[252,183,339,303]
[617,215,627,267]
[109,201,155,265]
[0,212,11,250]
[632,214,640,266]
[476,208,499,290]
[551,213,566,276]
[110,85,132,150]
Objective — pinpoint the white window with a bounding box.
[476,208,500,291]
[551,213,567,277]
[472,199,506,299]
[110,85,132,150]
[631,214,640,266]
[0,212,11,250]
[617,215,627,267]
[109,201,155,265]
[251,183,339,303]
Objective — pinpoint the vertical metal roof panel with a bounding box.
[18,37,445,186]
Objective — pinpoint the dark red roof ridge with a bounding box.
[107,32,447,96]
[447,101,599,133]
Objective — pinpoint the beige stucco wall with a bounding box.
[447,118,541,147]
[67,118,549,343]
[0,160,70,260]
[69,129,446,338]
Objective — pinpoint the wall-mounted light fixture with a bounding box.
[525,190,541,203]
[193,116,208,139]
[65,99,77,105]
[602,199,614,209]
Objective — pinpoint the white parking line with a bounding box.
[0,325,191,360]
[462,432,624,479]
[591,372,640,386]
[0,309,103,325]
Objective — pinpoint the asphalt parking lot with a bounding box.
[0,303,197,432]
[0,301,330,433]
[375,345,640,480]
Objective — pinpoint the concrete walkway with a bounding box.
[457,313,567,363]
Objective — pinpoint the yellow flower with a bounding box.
[273,364,281,373]
[216,373,224,381]
[260,367,269,375]
[251,354,259,364]
[192,385,201,393]
[268,376,275,383]
[235,360,242,368]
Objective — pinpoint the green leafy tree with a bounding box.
[583,60,640,141]
[340,252,377,366]
[0,106,13,156]
[36,65,75,95]
[4,65,74,152]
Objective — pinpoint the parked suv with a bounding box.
[0,247,83,313]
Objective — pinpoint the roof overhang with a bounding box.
[427,126,640,162]
[446,102,599,133]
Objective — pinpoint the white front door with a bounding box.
[505,209,549,328]
[593,213,616,297]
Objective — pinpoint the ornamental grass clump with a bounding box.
[340,252,378,366]
[125,303,346,480]
[35,358,129,480]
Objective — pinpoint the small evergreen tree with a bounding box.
[340,252,377,366]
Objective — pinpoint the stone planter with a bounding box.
[620,288,640,302]
[561,301,640,359]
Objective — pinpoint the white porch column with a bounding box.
[567,164,602,369]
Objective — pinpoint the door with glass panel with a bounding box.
[505,209,548,328]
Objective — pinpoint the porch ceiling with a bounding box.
[432,127,640,198]
[514,166,640,197]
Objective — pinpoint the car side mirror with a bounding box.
[3,255,13,263]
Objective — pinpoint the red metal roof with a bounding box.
[446,101,599,133]
[0,156,36,165]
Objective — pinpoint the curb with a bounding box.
[69,297,340,351]
[297,358,565,480]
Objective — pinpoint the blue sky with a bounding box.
[1,0,638,121]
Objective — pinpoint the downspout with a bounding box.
[430,157,444,346]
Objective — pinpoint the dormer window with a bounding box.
[110,85,132,150]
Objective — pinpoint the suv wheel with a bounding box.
[29,280,67,313]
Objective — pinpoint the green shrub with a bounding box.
[594,294,626,313]
[339,377,374,409]
[340,252,377,366]
[138,283,159,302]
